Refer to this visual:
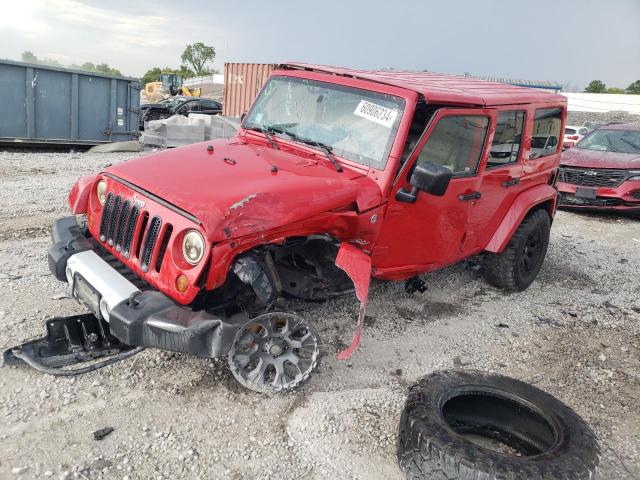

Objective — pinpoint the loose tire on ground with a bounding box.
[397,370,600,480]
[483,208,551,291]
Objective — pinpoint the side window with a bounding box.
[487,111,525,167]
[531,107,563,159]
[417,115,489,177]
[176,102,190,114]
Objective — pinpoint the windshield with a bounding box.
[565,128,576,135]
[243,76,405,169]
[577,128,640,154]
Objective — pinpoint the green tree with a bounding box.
[584,80,606,93]
[180,42,215,76]
[69,61,122,76]
[627,80,640,95]
[141,67,163,85]
[140,66,196,86]
[21,51,37,63]
[95,63,123,76]
[606,87,625,94]
[21,51,63,68]
[176,65,196,78]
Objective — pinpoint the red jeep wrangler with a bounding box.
[7,64,566,393]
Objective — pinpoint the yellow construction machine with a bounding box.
[142,75,201,104]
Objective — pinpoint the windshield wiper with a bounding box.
[619,137,640,152]
[245,125,279,150]
[266,127,343,172]
[604,134,618,152]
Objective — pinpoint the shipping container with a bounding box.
[0,59,140,146]
[223,63,276,116]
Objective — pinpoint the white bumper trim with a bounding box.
[65,250,140,322]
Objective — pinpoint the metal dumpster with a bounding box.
[0,59,140,146]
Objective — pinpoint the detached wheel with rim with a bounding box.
[397,370,600,480]
[483,208,551,291]
[228,312,320,394]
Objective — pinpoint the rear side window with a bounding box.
[203,101,221,110]
[487,111,525,167]
[531,108,563,159]
[417,115,489,177]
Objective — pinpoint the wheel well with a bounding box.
[195,235,353,313]
[529,199,554,224]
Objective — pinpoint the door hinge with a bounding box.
[502,177,520,188]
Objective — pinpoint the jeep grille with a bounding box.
[98,192,171,272]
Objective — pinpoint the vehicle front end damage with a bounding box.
[6,64,568,393]
[5,141,382,391]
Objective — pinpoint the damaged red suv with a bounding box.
[7,64,567,393]
[558,123,640,215]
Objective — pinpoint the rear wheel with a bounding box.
[483,208,550,291]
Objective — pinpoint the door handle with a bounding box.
[502,177,520,188]
[458,191,481,201]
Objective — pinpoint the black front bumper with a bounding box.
[109,291,240,358]
[48,216,242,358]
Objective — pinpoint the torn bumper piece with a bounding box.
[109,291,240,358]
[3,314,139,375]
[45,216,241,360]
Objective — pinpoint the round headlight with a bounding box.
[182,230,205,265]
[97,180,107,205]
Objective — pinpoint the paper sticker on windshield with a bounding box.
[353,100,398,128]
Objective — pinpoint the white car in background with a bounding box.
[564,125,590,149]
[529,134,559,159]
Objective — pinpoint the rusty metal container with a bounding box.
[223,63,276,116]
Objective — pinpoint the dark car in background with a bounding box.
[558,123,640,215]
[139,97,222,130]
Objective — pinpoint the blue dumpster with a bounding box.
[0,59,140,146]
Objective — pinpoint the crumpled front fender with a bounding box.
[334,242,372,360]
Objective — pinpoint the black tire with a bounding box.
[397,370,600,480]
[483,208,550,291]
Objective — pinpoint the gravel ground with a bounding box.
[567,110,640,126]
[0,149,639,480]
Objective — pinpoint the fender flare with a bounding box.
[68,174,97,214]
[485,184,557,253]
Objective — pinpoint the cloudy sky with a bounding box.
[1,0,638,90]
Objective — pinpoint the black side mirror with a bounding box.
[240,112,247,122]
[396,159,453,203]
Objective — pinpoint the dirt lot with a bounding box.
[0,149,639,480]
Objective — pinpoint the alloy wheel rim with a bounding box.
[229,312,319,393]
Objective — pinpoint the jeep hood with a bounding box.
[105,139,381,241]
[560,147,640,169]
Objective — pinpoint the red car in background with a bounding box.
[558,123,640,215]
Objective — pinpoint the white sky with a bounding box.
[1,0,639,90]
